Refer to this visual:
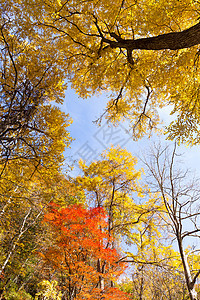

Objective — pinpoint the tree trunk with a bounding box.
[177,237,197,300]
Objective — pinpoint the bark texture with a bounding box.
[105,22,200,50]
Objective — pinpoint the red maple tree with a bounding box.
[40,203,130,299]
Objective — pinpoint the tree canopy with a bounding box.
[7,0,199,143]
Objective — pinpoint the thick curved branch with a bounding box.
[104,22,200,51]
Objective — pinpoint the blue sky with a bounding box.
[61,87,200,254]
[61,87,200,178]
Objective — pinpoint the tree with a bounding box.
[143,143,200,300]
[2,0,200,142]
[120,265,189,300]
[14,0,200,143]
[39,203,130,300]
[0,1,72,177]
[74,146,162,247]
[0,4,73,292]
[0,174,77,298]
[74,147,176,297]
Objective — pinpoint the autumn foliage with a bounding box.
[40,203,130,299]
[2,1,200,299]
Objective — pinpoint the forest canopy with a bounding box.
[1,1,200,300]
[9,0,200,142]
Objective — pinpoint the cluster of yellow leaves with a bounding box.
[35,280,62,300]
[13,0,199,142]
[2,0,200,143]
[0,0,74,289]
